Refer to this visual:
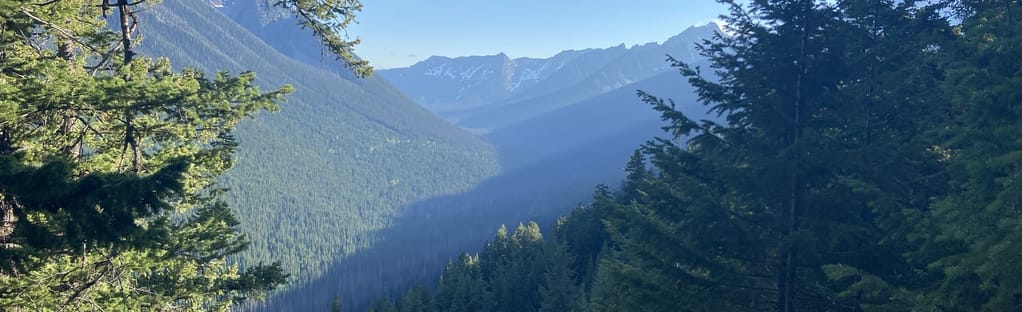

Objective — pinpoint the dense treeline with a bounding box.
[369,0,1022,310]
[258,134,633,311]
[365,221,580,312]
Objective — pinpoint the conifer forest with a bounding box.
[2,0,1022,311]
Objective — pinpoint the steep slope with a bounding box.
[487,69,705,170]
[138,0,499,288]
[260,49,714,312]
[260,119,649,311]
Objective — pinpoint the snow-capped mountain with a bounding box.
[379,23,721,115]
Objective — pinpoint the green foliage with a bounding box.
[0,0,296,308]
[919,1,1022,310]
[368,1,1022,311]
[372,221,595,312]
[370,297,399,312]
[135,1,500,298]
[539,242,580,312]
[434,254,490,312]
[269,0,372,77]
[0,0,389,309]
[399,285,433,312]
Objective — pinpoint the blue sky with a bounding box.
[348,1,729,69]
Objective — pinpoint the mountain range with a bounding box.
[379,23,719,133]
[381,23,719,172]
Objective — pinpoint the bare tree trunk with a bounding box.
[116,0,143,172]
[117,0,136,64]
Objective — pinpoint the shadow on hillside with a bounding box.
[251,124,659,312]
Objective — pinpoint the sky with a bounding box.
[347,1,730,69]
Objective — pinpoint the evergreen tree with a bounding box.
[619,150,651,203]
[370,297,399,312]
[914,1,1022,309]
[0,0,367,309]
[479,224,511,281]
[399,285,433,312]
[539,242,580,312]
[332,295,344,312]
[600,0,950,310]
[352,2,1022,311]
[434,253,490,312]
[555,202,609,290]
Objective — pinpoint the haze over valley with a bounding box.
[3,1,1021,311]
[123,1,719,310]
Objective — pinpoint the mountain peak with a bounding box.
[423,55,452,63]
[663,22,722,48]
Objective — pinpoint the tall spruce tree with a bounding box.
[434,253,490,312]
[598,0,951,310]
[340,1,1022,311]
[399,285,433,312]
[539,242,580,312]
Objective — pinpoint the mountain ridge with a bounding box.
[379,22,721,116]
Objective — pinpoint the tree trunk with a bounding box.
[779,1,812,311]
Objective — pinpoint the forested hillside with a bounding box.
[488,69,704,170]
[136,0,500,290]
[369,1,1022,311]
[7,0,1022,311]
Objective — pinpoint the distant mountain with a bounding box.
[378,50,592,113]
[138,0,499,299]
[380,22,720,123]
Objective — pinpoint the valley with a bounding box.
[135,1,718,310]
[138,0,501,291]
[5,1,1013,311]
